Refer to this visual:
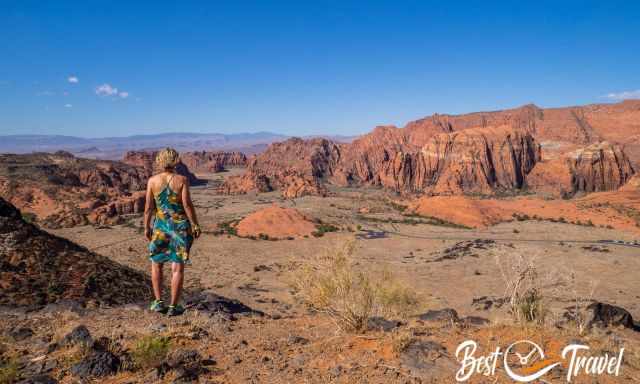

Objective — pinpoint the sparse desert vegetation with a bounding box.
[292,240,419,332]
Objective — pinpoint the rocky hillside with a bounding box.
[224,101,639,197]
[0,197,149,307]
[0,152,150,227]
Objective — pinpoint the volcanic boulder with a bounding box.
[0,197,150,306]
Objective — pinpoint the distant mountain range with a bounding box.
[0,132,357,160]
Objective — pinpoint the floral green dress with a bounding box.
[148,179,193,264]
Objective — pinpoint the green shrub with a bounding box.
[312,223,339,237]
[216,220,238,236]
[21,212,37,224]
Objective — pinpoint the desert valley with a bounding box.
[2,100,640,383]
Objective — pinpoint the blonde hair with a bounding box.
[155,147,180,171]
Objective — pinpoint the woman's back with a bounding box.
[150,172,188,218]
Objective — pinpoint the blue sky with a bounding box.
[1,0,639,137]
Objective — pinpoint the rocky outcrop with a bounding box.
[0,197,150,306]
[88,191,146,224]
[180,151,247,173]
[378,128,540,194]
[0,152,151,228]
[223,129,540,196]
[528,142,634,197]
[222,101,640,198]
[122,151,201,184]
[222,138,340,197]
[568,142,634,193]
[332,125,409,185]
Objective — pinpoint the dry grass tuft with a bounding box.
[131,335,171,370]
[0,355,19,384]
[390,328,415,356]
[292,239,419,333]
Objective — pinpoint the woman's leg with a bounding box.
[151,262,164,300]
[170,262,185,306]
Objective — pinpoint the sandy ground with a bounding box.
[50,171,640,322]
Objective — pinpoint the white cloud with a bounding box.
[64,103,72,108]
[118,91,129,99]
[68,76,79,84]
[604,90,640,101]
[95,83,119,96]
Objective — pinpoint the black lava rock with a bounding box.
[70,351,120,378]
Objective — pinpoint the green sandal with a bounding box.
[149,299,168,313]
[167,304,185,317]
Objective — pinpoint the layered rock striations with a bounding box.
[224,100,639,197]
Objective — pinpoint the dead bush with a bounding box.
[494,250,547,325]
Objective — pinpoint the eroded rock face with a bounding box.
[0,197,150,306]
[180,151,247,173]
[527,142,634,197]
[378,128,540,194]
[222,138,340,197]
[568,142,634,193]
[222,101,639,198]
[88,191,146,225]
[225,128,540,196]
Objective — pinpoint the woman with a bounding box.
[144,148,201,316]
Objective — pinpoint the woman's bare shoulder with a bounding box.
[173,174,188,183]
[147,174,161,184]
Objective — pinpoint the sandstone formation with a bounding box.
[222,138,339,197]
[180,151,248,173]
[528,142,634,197]
[87,191,146,225]
[567,142,634,193]
[621,174,640,192]
[234,205,317,239]
[377,127,539,194]
[0,197,150,306]
[223,100,639,198]
[0,152,149,228]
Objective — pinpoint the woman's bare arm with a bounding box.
[181,177,200,238]
[143,179,156,240]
